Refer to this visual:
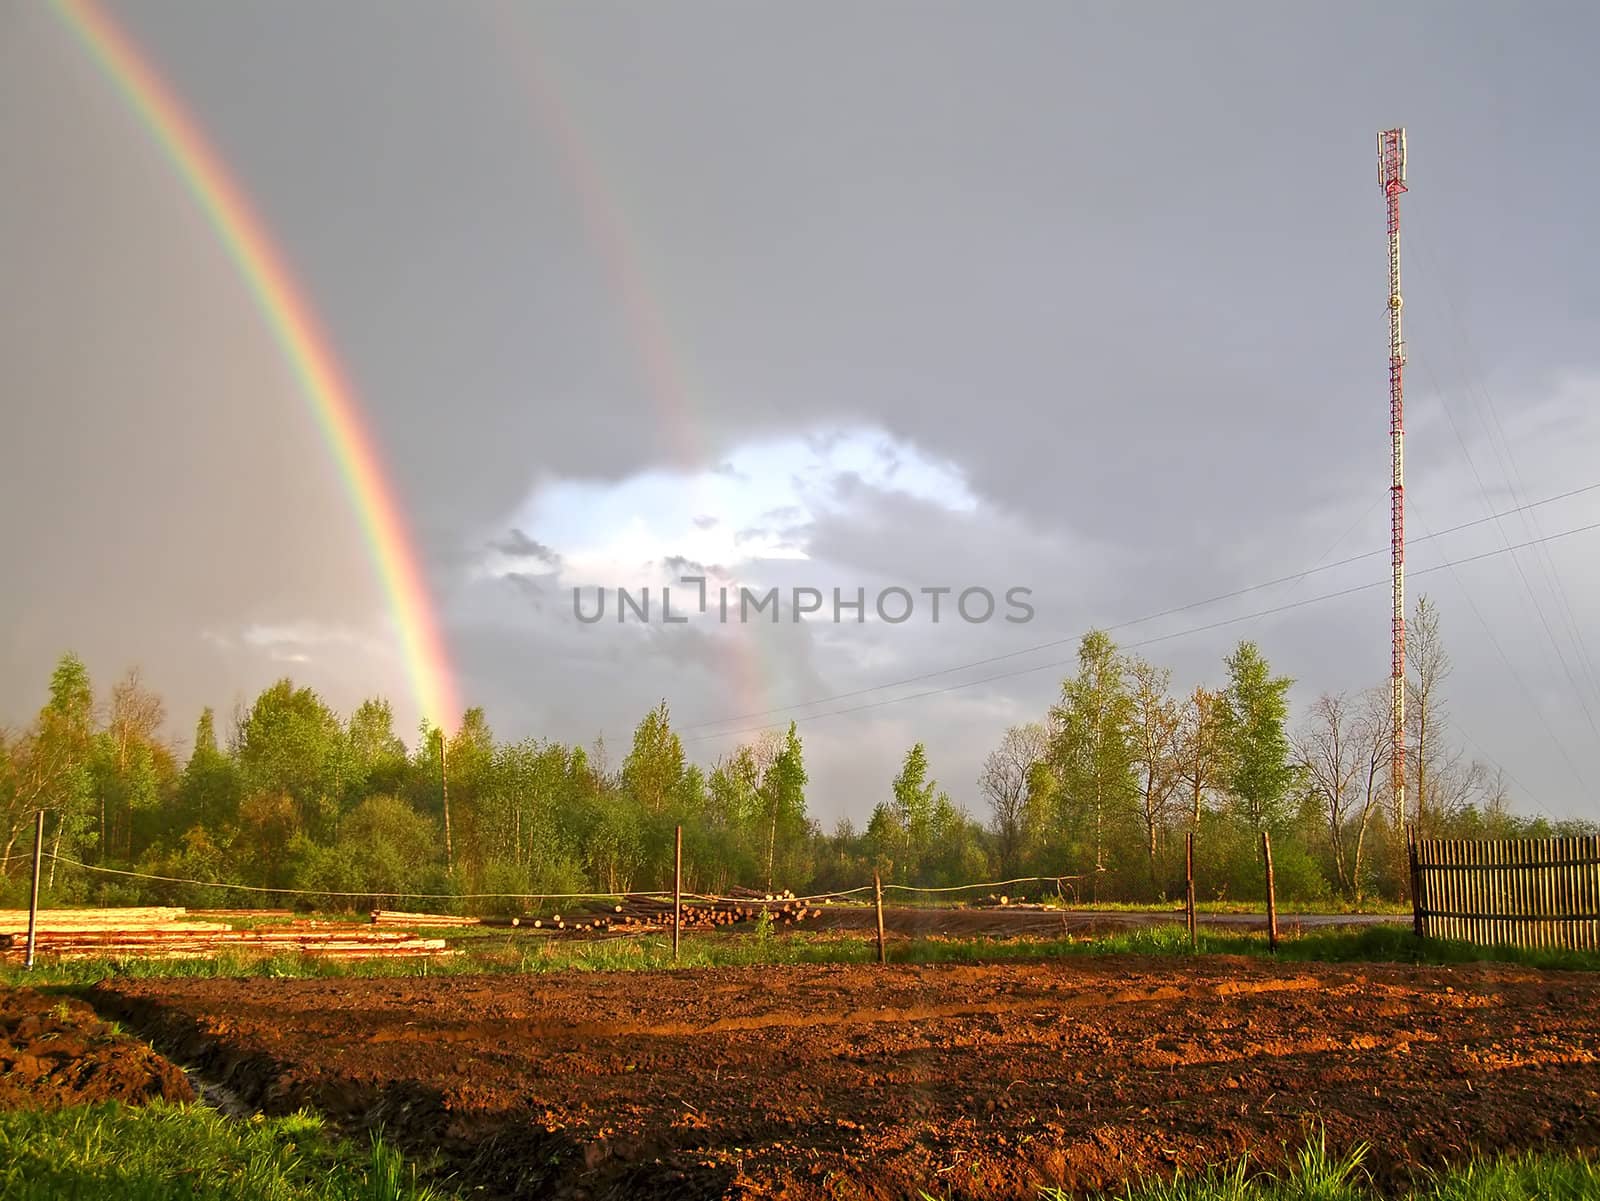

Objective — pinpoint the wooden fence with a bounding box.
[1410,835,1600,951]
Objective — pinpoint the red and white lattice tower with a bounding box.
[1378,128,1408,820]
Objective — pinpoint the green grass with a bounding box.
[0,1102,454,1201]
[1013,899,1413,916]
[8,922,1599,988]
[1021,1135,1600,1200]
[4,1099,1593,1201]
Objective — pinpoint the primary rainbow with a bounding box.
[52,0,461,733]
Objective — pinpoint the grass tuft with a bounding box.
[1033,1140,1600,1200]
[0,1102,452,1201]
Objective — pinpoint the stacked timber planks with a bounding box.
[0,907,452,962]
[372,910,482,928]
[0,907,194,934]
[370,911,524,928]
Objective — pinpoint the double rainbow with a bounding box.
[52,0,461,733]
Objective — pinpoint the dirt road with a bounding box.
[92,956,1600,1199]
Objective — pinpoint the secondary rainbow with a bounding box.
[486,9,775,728]
[51,0,461,733]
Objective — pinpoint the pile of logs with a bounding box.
[568,888,823,936]
[368,907,611,933]
[0,907,452,962]
[371,887,824,938]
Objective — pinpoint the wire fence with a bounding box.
[9,853,1076,914]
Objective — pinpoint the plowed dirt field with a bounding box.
[91,957,1600,1199]
[0,986,192,1110]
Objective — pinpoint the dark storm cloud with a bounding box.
[662,555,712,576]
[490,528,562,566]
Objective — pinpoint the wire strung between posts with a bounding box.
[37,855,684,903]
[685,518,1600,745]
[880,875,1074,895]
[35,855,870,907]
[22,856,1064,910]
[789,885,875,902]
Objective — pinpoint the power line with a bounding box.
[1409,498,1591,795]
[679,482,1600,736]
[1412,341,1600,748]
[1409,214,1600,712]
[685,517,1600,745]
[1447,718,1543,812]
[1406,219,1600,735]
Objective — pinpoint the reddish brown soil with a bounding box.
[91,958,1600,1200]
[805,905,1401,939]
[0,986,193,1110]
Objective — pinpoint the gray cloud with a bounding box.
[490,528,562,566]
[6,2,1600,820]
[662,555,711,576]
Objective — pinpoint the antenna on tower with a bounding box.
[1377,128,1408,829]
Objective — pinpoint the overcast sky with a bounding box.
[5,1,1600,824]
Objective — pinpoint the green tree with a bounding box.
[413,722,452,875]
[236,791,301,889]
[1127,656,1184,878]
[1222,641,1297,833]
[478,739,587,898]
[889,743,938,880]
[703,748,763,889]
[346,697,409,804]
[621,701,687,817]
[444,707,496,885]
[175,708,241,842]
[758,723,809,889]
[237,680,348,841]
[1176,685,1232,829]
[619,702,694,886]
[26,654,100,883]
[1050,631,1136,896]
[301,794,441,906]
[94,668,172,863]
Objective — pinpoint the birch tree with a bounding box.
[1126,657,1184,874]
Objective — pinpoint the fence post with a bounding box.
[873,871,886,965]
[1261,830,1278,953]
[672,824,682,961]
[1185,831,1197,953]
[25,810,45,971]
[1407,823,1424,939]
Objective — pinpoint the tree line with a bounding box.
[1,595,1590,911]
